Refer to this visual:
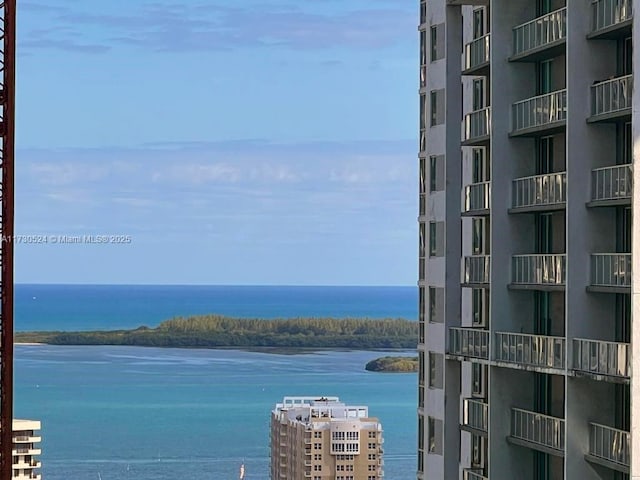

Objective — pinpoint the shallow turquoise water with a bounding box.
[15,345,417,480]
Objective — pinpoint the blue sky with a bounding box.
[15,0,418,285]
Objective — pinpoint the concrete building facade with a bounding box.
[418,1,638,479]
[12,419,41,480]
[270,396,383,480]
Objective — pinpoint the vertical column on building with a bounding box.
[418,0,462,479]
[565,2,621,480]
[489,0,538,478]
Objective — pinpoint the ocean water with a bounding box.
[15,284,417,331]
[13,285,418,479]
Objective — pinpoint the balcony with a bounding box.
[462,181,491,216]
[511,90,567,136]
[573,338,630,381]
[586,423,630,473]
[448,327,489,360]
[463,470,488,480]
[511,172,566,213]
[589,75,632,122]
[590,253,630,292]
[511,254,566,290]
[589,0,633,39]
[511,7,567,62]
[495,332,565,371]
[463,34,490,75]
[463,107,491,145]
[462,255,490,286]
[462,398,488,434]
[510,408,565,455]
[589,164,632,206]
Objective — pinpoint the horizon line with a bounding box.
[13,282,416,288]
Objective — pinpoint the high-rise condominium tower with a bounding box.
[12,419,42,480]
[418,1,637,479]
[270,396,383,480]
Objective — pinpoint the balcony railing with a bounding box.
[464,107,491,142]
[591,75,633,117]
[449,327,489,359]
[463,470,488,480]
[512,254,566,286]
[464,34,490,72]
[573,338,630,378]
[463,181,491,213]
[591,164,632,202]
[591,253,631,288]
[511,408,565,452]
[513,7,567,58]
[462,255,490,285]
[512,90,567,134]
[589,423,630,468]
[591,0,633,34]
[512,172,566,209]
[463,398,488,432]
[496,332,565,369]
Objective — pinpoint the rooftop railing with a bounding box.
[591,0,632,34]
[589,422,630,468]
[449,327,489,360]
[512,90,567,134]
[591,253,631,288]
[464,34,490,72]
[511,408,565,452]
[512,254,566,286]
[591,75,632,117]
[464,107,491,142]
[496,332,565,369]
[591,164,632,202]
[512,172,566,209]
[573,338,630,378]
[463,181,491,213]
[513,7,566,57]
[462,255,490,285]
[463,398,488,433]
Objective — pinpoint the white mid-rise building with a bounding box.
[13,419,41,480]
[418,0,638,479]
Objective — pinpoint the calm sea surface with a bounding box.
[13,285,418,480]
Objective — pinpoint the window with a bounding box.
[428,417,443,454]
[314,431,322,438]
[419,351,425,386]
[314,443,322,450]
[536,136,554,174]
[430,24,444,61]
[472,8,486,39]
[536,59,553,95]
[471,434,486,468]
[619,36,632,76]
[420,94,427,131]
[346,443,358,452]
[314,454,322,461]
[429,222,437,256]
[472,148,489,183]
[346,431,358,441]
[430,89,445,126]
[472,288,489,327]
[368,431,376,438]
[368,442,376,449]
[419,223,426,259]
[420,157,427,194]
[429,287,444,324]
[314,464,322,471]
[471,218,489,255]
[368,453,377,460]
[332,431,345,440]
[333,443,345,452]
[429,156,437,192]
[472,78,485,111]
[428,352,443,389]
[471,363,486,398]
[420,0,426,24]
[420,31,427,67]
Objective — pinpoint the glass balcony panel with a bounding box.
[462,398,488,432]
[591,0,633,33]
[513,8,566,57]
[463,107,491,142]
[462,255,491,284]
[511,254,566,286]
[573,338,630,378]
[511,408,565,452]
[463,181,491,213]
[512,90,567,133]
[464,34,490,71]
[512,172,566,209]
[590,253,631,287]
[591,75,633,117]
[591,164,632,202]
[589,423,630,467]
[495,332,565,369]
[449,328,489,359]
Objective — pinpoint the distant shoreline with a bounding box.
[15,342,44,346]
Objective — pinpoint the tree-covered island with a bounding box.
[15,315,418,350]
[365,356,419,372]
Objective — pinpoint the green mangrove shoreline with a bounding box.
[15,315,418,350]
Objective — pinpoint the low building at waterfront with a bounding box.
[270,396,383,480]
[13,419,42,480]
